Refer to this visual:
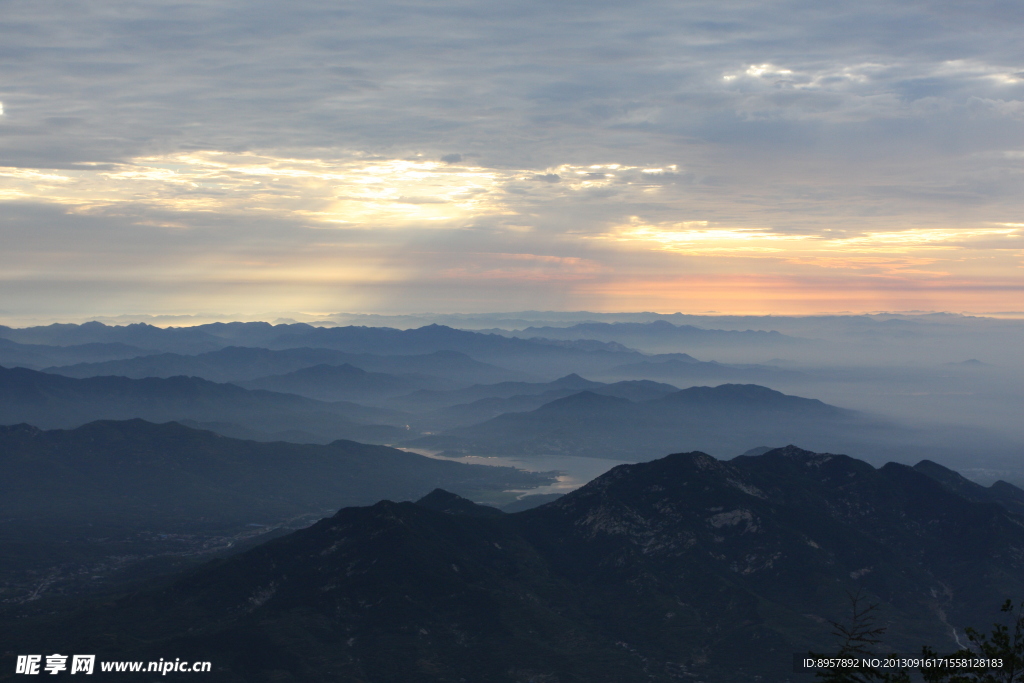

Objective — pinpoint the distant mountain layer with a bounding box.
[0,337,152,369]
[4,321,827,381]
[46,346,526,385]
[389,372,607,410]
[409,382,1024,469]
[12,446,1024,682]
[402,375,682,429]
[496,319,810,353]
[4,321,640,368]
[237,363,440,402]
[1,321,669,377]
[410,383,865,459]
[0,321,226,354]
[0,365,409,443]
[606,356,804,383]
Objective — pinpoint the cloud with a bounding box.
[1,0,1024,315]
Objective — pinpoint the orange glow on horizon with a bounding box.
[574,274,1024,316]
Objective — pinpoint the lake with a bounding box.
[399,449,636,499]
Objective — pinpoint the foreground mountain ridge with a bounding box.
[9,446,1024,683]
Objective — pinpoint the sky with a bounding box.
[2,0,1023,319]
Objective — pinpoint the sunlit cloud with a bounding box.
[606,220,1021,252]
[25,151,516,227]
[0,153,683,230]
[608,220,810,254]
[596,220,1024,277]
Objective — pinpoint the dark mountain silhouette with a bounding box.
[174,419,401,445]
[0,365,409,443]
[499,492,564,512]
[415,488,504,518]
[11,446,1024,682]
[47,346,524,385]
[913,459,1024,517]
[0,419,547,530]
[0,419,551,600]
[410,383,866,460]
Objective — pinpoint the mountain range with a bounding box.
[7,446,1024,682]
[411,383,866,459]
[0,419,552,602]
[0,337,154,369]
[3,322,644,376]
[46,346,527,386]
[398,375,682,429]
[604,355,804,384]
[17,322,821,392]
[493,320,812,354]
[0,365,409,443]
[408,382,1024,472]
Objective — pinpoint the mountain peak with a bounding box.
[537,390,633,412]
[416,489,504,517]
[550,373,600,389]
[652,383,846,417]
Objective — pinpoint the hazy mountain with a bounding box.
[14,320,814,382]
[426,378,681,429]
[495,320,811,354]
[605,356,804,384]
[0,365,409,443]
[0,337,152,369]
[257,323,646,375]
[388,372,606,411]
[409,383,1024,472]
[48,346,525,386]
[174,420,404,446]
[0,321,224,354]
[47,346,347,382]
[410,383,865,460]
[591,378,683,402]
[17,321,648,376]
[0,419,552,600]
[12,446,1024,682]
[238,363,441,402]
